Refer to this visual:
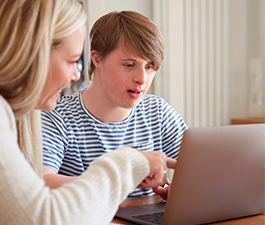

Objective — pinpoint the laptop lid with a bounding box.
[115,124,265,225]
[163,124,265,225]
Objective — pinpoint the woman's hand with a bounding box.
[138,153,177,200]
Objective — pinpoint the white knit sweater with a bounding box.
[0,95,149,225]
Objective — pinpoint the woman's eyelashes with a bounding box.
[72,58,80,64]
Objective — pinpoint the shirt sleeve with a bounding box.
[41,110,67,172]
[161,100,188,159]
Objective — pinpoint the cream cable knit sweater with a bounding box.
[0,95,149,225]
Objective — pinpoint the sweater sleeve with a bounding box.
[0,97,150,225]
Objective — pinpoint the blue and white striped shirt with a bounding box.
[41,90,187,196]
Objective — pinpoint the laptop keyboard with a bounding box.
[132,211,164,224]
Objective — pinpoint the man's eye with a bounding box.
[126,64,134,68]
[146,64,154,69]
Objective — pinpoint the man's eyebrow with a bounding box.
[120,58,152,63]
[120,58,137,61]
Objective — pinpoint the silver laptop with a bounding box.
[115,124,265,225]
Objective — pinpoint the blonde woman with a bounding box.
[0,1,171,224]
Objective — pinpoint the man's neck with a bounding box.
[81,86,132,123]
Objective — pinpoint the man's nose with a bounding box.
[132,67,147,85]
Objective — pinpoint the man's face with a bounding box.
[92,41,156,110]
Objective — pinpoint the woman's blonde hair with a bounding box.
[0,0,87,176]
[88,11,164,80]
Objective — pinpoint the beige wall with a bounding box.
[230,0,264,119]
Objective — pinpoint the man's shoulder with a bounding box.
[141,94,165,104]
[56,92,80,108]
[138,94,166,109]
[41,91,82,121]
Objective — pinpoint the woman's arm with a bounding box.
[0,97,169,225]
[0,99,150,225]
[0,144,150,225]
[43,165,77,189]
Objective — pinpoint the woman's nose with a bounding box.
[71,71,80,82]
[71,61,82,82]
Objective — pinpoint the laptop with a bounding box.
[115,124,265,225]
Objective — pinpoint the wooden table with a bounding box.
[110,195,265,225]
[230,117,265,125]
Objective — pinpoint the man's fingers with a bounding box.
[166,157,176,169]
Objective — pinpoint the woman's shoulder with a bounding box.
[0,95,16,132]
[0,95,14,117]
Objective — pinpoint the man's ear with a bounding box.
[90,50,101,67]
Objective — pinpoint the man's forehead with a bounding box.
[116,40,151,62]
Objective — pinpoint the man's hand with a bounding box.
[152,177,171,200]
[152,157,176,200]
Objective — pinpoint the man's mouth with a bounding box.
[128,89,143,98]
[128,90,142,94]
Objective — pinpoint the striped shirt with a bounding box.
[41,90,187,196]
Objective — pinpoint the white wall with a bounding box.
[230,0,265,119]
[230,0,265,117]
[86,0,152,31]
[229,0,248,118]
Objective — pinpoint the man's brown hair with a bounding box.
[88,10,164,80]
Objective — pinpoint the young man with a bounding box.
[41,11,187,199]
